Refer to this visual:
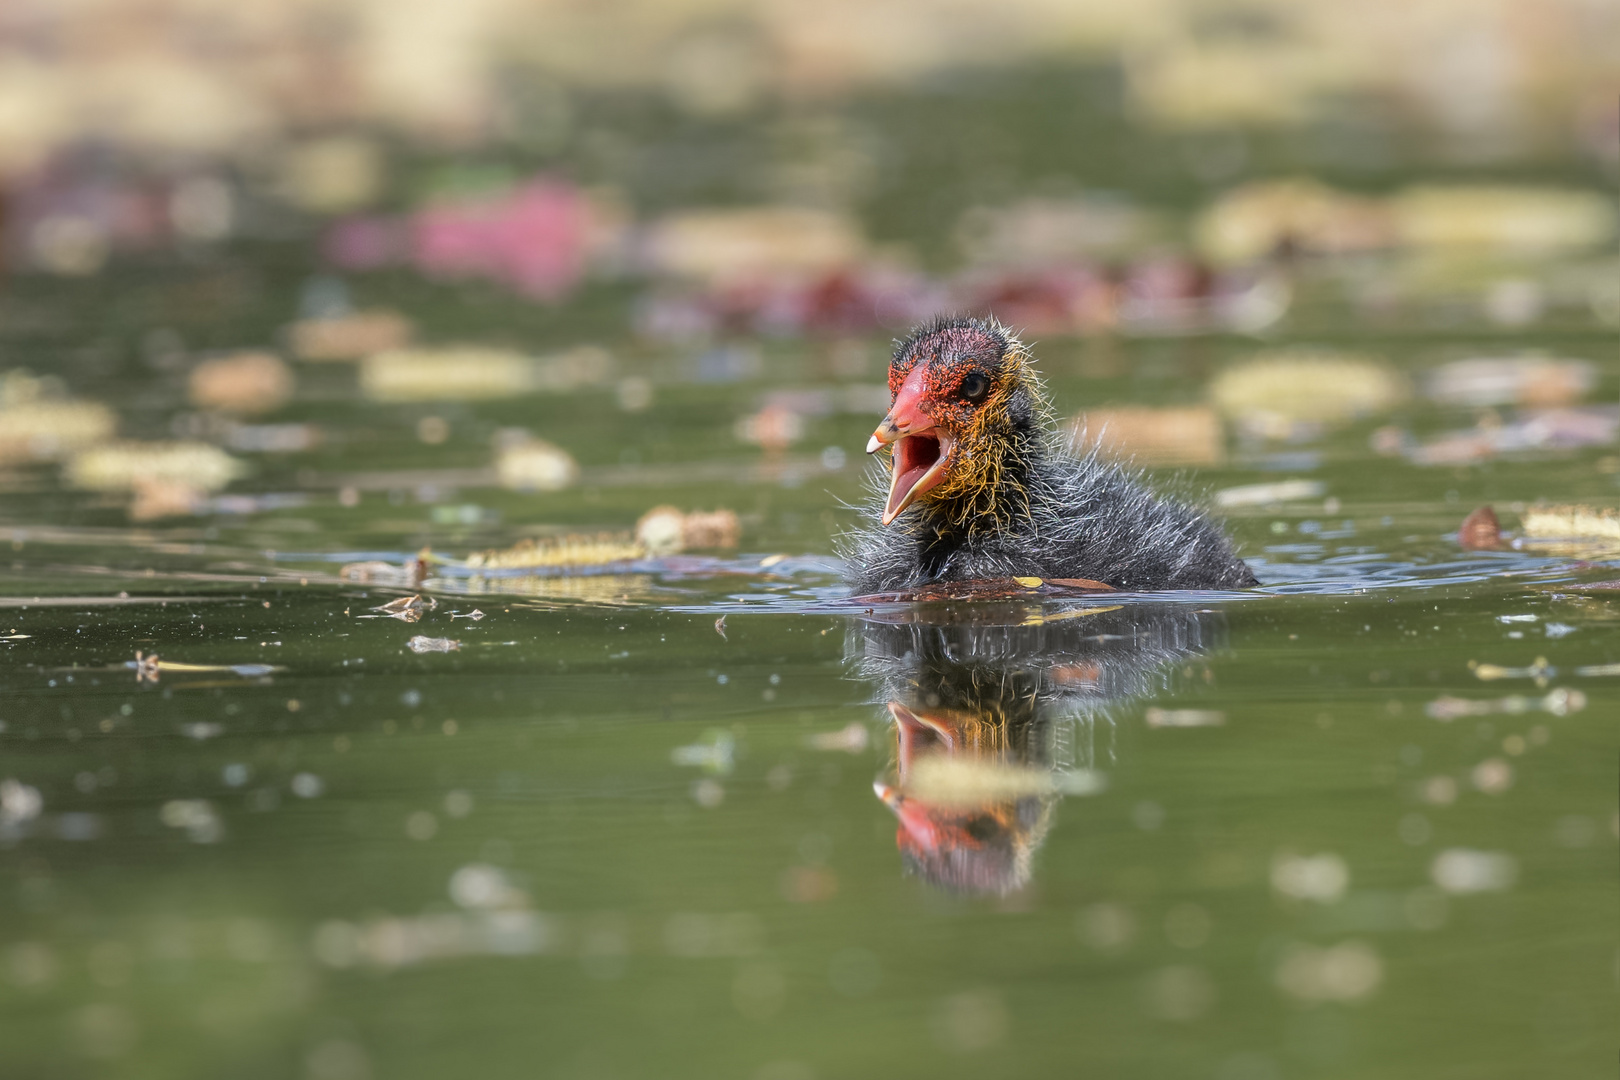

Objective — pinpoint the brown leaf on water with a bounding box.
[289,309,413,361]
[129,478,205,522]
[1045,577,1117,591]
[1458,505,1503,550]
[188,351,295,415]
[370,594,436,623]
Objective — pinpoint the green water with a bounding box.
[0,275,1615,1080]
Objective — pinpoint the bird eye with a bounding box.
[959,373,990,403]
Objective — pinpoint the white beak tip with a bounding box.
[865,434,883,454]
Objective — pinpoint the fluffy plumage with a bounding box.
[850,604,1222,894]
[842,315,1257,594]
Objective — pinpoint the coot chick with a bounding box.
[842,315,1257,594]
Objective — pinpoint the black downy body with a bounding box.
[841,318,1258,595]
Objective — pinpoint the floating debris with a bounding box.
[0,779,44,825]
[635,506,741,554]
[224,423,321,454]
[1427,356,1596,407]
[1470,657,1554,686]
[1407,409,1618,467]
[1430,848,1518,894]
[67,441,246,493]
[127,653,282,684]
[1457,506,1503,550]
[465,535,641,571]
[671,730,735,774]
[1274,941,1383,1003]
[1214,479,1326,509]
[0,384,116,464]
[450,609,485,621]
[808,722,868,753]
[645,206,865,281]
[1270,851,1349,903]
[312,910,554,970]
[1392,185,1616,253]
[449,863,528,911]
[1575,662,1620,676]
[735,403,805,451]
[187,351,295,414]
[160,799,224,843]
[361,346,613,403]
[339,559,427,588]
[370,595,436,623]
[129,478,205,521]
[1209,351,1407,441]
[407,636,461,654]
[1471,757,1514,794]
[1522,504,1620,543]
[289,310,413,361]
[493,435,579,492]
[1070,406,1224,467]
[1426,688,1585,720]
[1144,708,1226,728]
[180,722,225,740]
[713,616,727,640]
[1195,178,1394,265]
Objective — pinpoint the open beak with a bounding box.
[873,779,945,849]
[867,365,953,525]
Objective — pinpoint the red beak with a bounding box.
[866,365,953,525]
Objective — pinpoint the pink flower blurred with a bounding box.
[324,176,590,301]
[409,179,587,300]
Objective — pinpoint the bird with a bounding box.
[841,315,1257,595]
[852,603,1221,894]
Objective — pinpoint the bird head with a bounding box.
[872,700,1053,896]
[866,316,1046,528]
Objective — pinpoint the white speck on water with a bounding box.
[1132,801,1164,831]
[1078,903,1136,954]
[1271,851,1349,903]
[691,778,725,808]
[1431,848,1517,894]
[671,731,735,773]
[1275,941,1383,1002]
[1471,757,1513,794]
[0,779,43,824]
[1497,614,1537,623]
[1543,623,1577,638]
[222,763,251,787]
[290,772,324,798]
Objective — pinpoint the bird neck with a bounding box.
[913,424,1042,550]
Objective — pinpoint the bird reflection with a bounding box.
[849,601,1219,895]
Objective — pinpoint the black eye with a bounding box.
[959,373,990,403]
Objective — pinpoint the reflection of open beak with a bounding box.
[887,701,955,771]
[873,779,946,849]
[867,365,952,525]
